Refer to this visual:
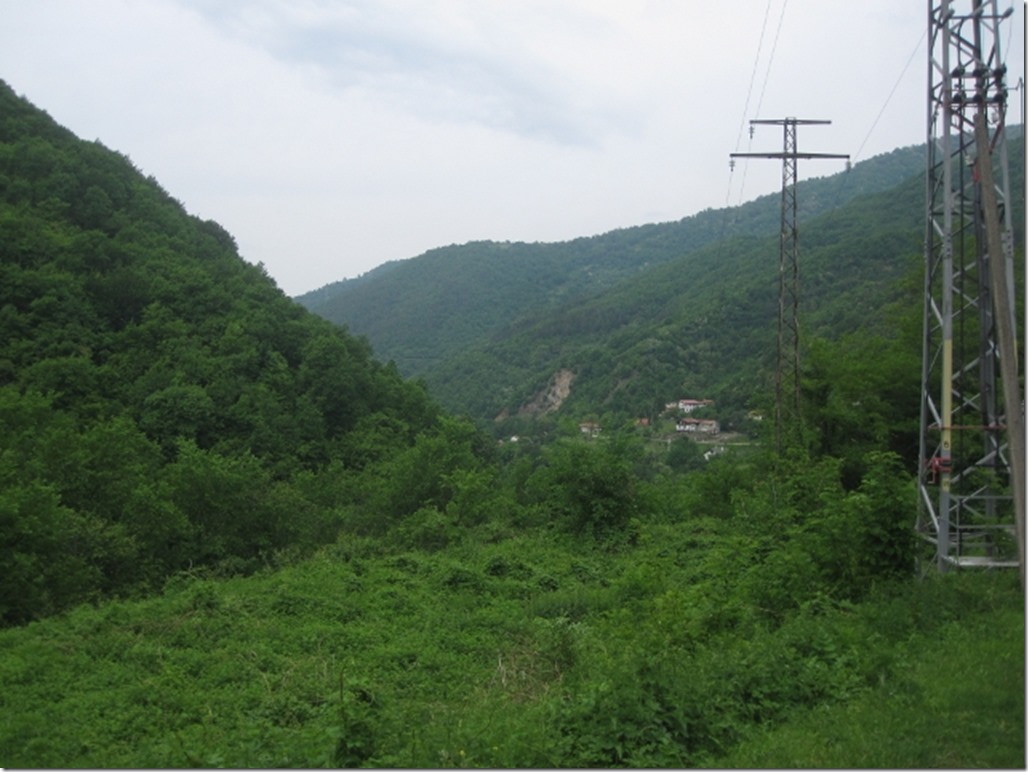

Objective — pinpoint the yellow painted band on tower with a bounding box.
[941,336,953,493]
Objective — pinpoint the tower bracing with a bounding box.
[731,119,848,451]
[918,0,1022,570]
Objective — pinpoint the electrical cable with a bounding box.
[719,0,781,248]
[853,28,927,163]
[733,0,775,157]
[736,0,789,208]
[717,0,776,248]
[752,0,789,134]
[815,26,928,229]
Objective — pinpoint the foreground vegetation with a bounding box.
[1,442,1022,767]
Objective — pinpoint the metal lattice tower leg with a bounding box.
[918,0,1020,570]
[732,120,848,451]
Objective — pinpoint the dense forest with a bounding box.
[0,79,446,624]
[0,79,1023,768]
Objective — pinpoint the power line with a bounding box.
[778,26,929,250]
[733,0,790,209]
[853,28,927,163]
[752,1,789,132]
[809,27,928,234]
[718,0,777,246]
[732,0,776,156]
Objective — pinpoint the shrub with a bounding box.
[527,439,642,537]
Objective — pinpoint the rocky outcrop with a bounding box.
[516,368,575,417]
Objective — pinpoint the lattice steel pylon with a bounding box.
[732,119,848,451]
[917,0,1021,570]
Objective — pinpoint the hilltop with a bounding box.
[297,142,926,371]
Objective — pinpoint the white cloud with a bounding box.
[0,0,1022,295]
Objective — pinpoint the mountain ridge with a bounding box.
[298,130,1022,432]
[296,142,929,374]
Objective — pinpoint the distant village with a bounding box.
[578,398,726,438]
[663,399,719,435]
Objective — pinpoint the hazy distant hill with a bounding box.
[296,143,926,373]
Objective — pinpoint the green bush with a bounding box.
[526,438,642,537]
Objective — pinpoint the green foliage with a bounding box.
[719,576,1025,769]
[348,415,489,536]
[525,436,643,537]
[0,480,103,623]
[333,677,380,767]
[724,450,916,616]
[0,80,443,622]
[801,329,922,478]
[816,451,916,594]
[0,77,1021,770]
[1,521,1017,769]
[665,435,706,473]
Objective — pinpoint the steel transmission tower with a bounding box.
[918,0,1022,570]
[732,119,848,451]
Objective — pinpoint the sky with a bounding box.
[0,1,1024,297]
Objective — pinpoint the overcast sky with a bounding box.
[1,1,1024,296]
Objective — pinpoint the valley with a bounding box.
[0,78,1023,768]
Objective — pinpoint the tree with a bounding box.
[528,437,642,537]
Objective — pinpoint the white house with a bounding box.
[676,417,720,435]
[665,399,714,414]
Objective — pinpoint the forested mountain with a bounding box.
[295,143,926,373]
[0,80,456,624]
[302,134,1023,439]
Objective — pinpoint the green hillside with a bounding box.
[426,174,930,427]
[296,144,925,375]
[0,82,1022,769]
[0,79,446,624]
[301,136,1023,440]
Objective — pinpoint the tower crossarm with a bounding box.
[730,152,850,160]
